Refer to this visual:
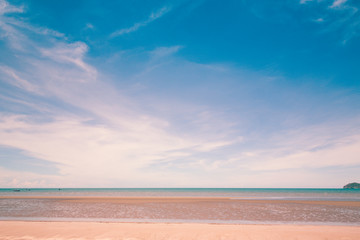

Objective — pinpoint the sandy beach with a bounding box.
[1,221,360,240]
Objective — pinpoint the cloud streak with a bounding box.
[110,6,171,38]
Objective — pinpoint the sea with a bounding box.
[0,188,359,225]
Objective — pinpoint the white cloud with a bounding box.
[0,166,59,188]
[300,0,314,4]
[150,45,182,59]
[85,23,94,30]
[0,108,242,187]
[0,114,191,178]
[110,6,171,37]
[314,17,325,22]
[330,0,348,8]
[39,42,97,80]
[0,65,39,93]
[0,0,23,15]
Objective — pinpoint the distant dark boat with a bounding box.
[13,189,20,192]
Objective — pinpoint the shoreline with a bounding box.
[1,221,360,240]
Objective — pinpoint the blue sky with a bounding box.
[0,0,359,187]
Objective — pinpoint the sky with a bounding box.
[0,0,359,188]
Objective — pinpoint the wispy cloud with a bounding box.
[84,23,94,30]
[299,0,360,44]
[299,0,313,4]
[150,45,182,59]
[0,1,63,51]
[235,121,360,172]
[39,42,97,80]
[0,66,39,93]
[300,0,348,7]
[110,6,171,38]
[0,0,23,15]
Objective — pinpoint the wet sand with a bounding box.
[1,221,360,240]
[1,196,360,224]
[1,195,360,206]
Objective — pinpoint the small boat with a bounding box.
[13,189,20,192]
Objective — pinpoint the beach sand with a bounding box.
[1,221,360,240]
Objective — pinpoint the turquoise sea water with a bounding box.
[1,188,359,201]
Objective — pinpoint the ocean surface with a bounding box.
[0,188,359,225]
